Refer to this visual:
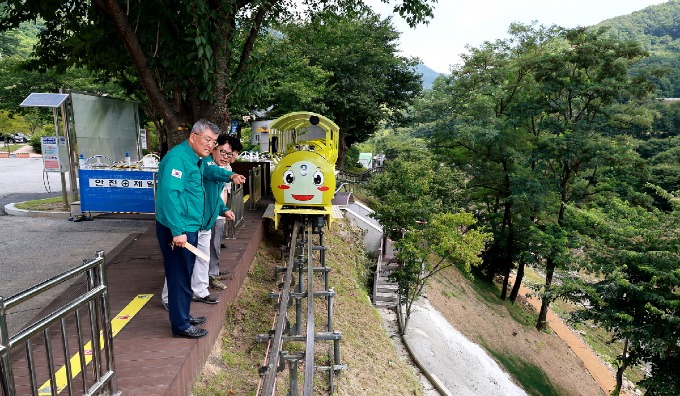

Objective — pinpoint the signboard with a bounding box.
[41,136,69,172]
[79,169,156,213]
[71,93,141,163]
[140,128,148,150]
[251,120,273,152]
[230,120,240,136]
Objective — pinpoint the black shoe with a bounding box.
[189,316,206,325]
[192,294,220,304]
[173,325,208,339]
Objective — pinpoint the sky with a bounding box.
[365,0,669,73]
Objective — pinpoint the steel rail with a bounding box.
[303,221,316,396]
[259,221,300,395]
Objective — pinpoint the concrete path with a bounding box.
[403,298,527,396]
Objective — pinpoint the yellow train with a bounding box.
[268,111,339,229]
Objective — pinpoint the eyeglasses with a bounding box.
[193,132,217,147]
[218,149,239,158]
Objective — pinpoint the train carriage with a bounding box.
[267,111,339,229]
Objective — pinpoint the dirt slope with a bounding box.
[427,267,605,396]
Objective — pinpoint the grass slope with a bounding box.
[193,217,609,396]
[194,219,423,395]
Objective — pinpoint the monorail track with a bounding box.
[256,217,346,396]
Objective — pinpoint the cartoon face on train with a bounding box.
[272,151,336,206]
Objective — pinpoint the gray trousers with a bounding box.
[209,217,226,276]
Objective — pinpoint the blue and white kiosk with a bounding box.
[70,93,157,214]
[21,92,157,215]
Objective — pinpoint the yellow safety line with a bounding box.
[37,294,153,395]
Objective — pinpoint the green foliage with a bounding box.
[564,195,680,395]
[29,128,56,154]
[0,26,127,134]
[484,346,564,396]
[142,123,160,154]
[416,23,657,324]
[636,134,680,194]
[344,144,361,170]
[0,1,436,151]
[277,6,423,165]
[367,147,466,240]
[0,109,32,134]
[391,212,492,331]
[0,21,41,58]
[597,0,680,97]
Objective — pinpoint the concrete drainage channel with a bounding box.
[378,307,440,396]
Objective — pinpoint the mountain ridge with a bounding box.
[415,63,442,90]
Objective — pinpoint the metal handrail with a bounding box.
[0,251,117,396]
[223,164,262,239]
[372,238,385,305]
[335,167,383,193]
[224,183,245,239]
[249,165,262,210]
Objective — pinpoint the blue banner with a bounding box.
[79,169,156,213]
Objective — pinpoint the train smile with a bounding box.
[292,194,314,201]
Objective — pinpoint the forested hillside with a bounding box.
[598,0,680,97]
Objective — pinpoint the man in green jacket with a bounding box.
[155,119,244,339]
[189,134,239,300]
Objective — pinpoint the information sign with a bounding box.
[41,136,69,172]
[79,169,156,213]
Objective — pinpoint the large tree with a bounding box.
[278,7,423,167]
[564,192,680,395]
[529,26,656,330]
[416,23,562,301]
[0,0,436,154]
[417,23,657,330]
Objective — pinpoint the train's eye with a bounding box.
[313,171,324,186]
[284,170,295,185]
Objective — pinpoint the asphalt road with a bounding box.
[0,157,153,335]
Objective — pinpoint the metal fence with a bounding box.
[249,165,263,210]
[224,183,245,240]
[335,167,383,193]
[224,164,263,239]
[0,251,117,396]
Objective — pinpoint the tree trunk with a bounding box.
[614,339,629,396]
[500,264,511,300]
[536,256,555,331]
[401,308,410,336]
[509,260,525,303]
[337,135,347,169]
[499,165,514,298]
[94,0,181,140]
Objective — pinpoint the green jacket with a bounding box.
[156,140,235,236]
[200,157,230,231]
